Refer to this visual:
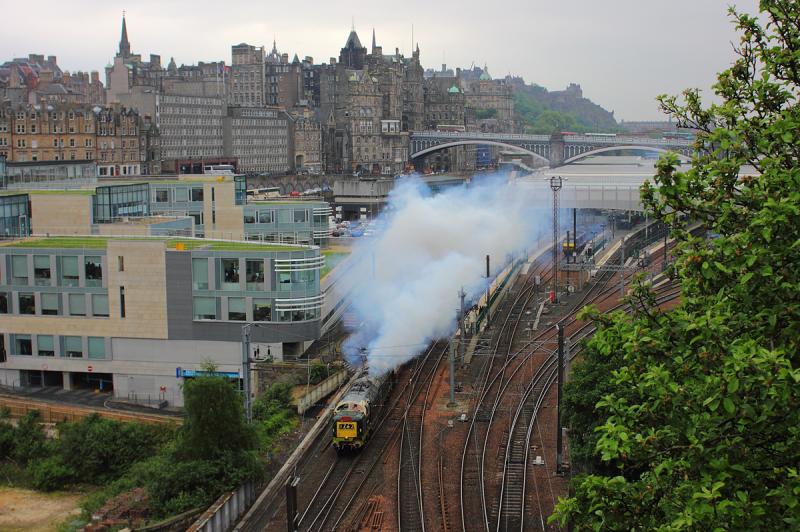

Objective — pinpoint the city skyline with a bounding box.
[0,0,758,121]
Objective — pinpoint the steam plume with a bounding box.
[339,173,549,374]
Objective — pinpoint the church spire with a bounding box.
[372,28,377,52]
[119,12,131,58]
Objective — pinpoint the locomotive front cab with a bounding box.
[332,399,369,451]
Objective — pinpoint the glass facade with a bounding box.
[234,175,246,205]
[93,183,150,223]
[0,194,31,238]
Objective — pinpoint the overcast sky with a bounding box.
[1,0,759,121]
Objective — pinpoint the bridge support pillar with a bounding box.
[550,132,565,166]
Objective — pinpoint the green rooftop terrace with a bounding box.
[0,236,307,252]
[0,189,95,196]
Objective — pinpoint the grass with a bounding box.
[320,250,350,278]
[0,189,95,196]
[1,236,307,252]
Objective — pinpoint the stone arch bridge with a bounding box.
[410,131,694,167]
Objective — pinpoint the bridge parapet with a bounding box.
[409,130,695,167]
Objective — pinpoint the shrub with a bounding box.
[30,455,75,491]
[308,360,329,385]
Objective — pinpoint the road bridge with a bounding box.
[410,131,694,167]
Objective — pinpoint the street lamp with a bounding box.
[549,176,563,303]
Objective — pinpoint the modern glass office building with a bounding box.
[0,235,323,406]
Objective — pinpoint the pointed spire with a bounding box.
[372,28,377,51]
[119,11,131,58]
[272,37,277,55]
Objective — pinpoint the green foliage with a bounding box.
[308,359,330,385]
[180,376,258,462]
[553,2,800,529]
[57,414,169,483]
[513,86,619,134]
[0,420,15,460]
[12,411,49,465]
[30,455,75,492]
[252,397,298,452]
[262,380,294,406]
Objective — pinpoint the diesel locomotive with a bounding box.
[332,370,392,451]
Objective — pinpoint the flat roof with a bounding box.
[1,189,95,196]
[0,236,309,252]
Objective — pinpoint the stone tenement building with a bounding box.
[230,43,266,107]
[318,29,417,175]
[0,102,144,176]
[459,65,515,133]
[291,105,323,174]
[0,54,105,106]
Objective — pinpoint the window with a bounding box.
[84,256,103,287]
[120,287,126,318]
[228,297,246,321]
[246,259,264,290]
[61,256,79,286]
[175,187,188,202]
[41,293,59,315]
[191,188,204,202]
[278,272,291,290]
[192,258,209,290]
[19,293,35,315]
[88,337,106,359]
[155,189,169,202]
[253,299,271,321]
[92,294,109,317]
[69,293,86,316]
[292,269,316,286]
[11,255,28,285]
[193,297,217,320]
[258,210,274,224]
[293,209,309,223]
[14,335,32,356]
[221,258,240,290]
[118,256,124,271]
[34,255,51,286]
[244,213,256,224]
[37,335,55,357]
[63,336,83,358]
[0,292,7,313]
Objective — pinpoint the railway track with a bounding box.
[300,340,448,531]
[397,340,447,531]
[465,225,681,531]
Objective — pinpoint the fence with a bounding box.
[186,482,256,532]
[0,394,180,426]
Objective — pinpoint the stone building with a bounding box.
[459,65,514,132]
[230,43,266,107]
[223,106,290,174]
[265,42,303,109]
[0,102,97,163]
[95,106,142,176]
[0,54,104,106]
[318,29,417,175]
[105,16,166,103]
[423,76,466,129]
[290,105,323,174]
[0,101,146,175]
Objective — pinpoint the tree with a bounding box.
[552,1,800,529]
[179,376,258,462]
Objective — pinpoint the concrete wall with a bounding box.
[203,181,245,240]
[30,195,93,234]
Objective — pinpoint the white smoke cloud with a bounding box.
[339,173,550,374]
